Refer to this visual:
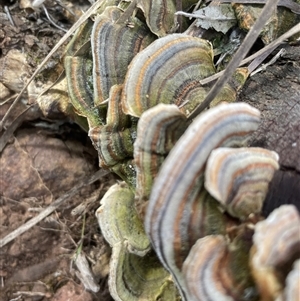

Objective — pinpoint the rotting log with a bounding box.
[239,44,300,215]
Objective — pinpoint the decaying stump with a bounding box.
[239,44,300,215]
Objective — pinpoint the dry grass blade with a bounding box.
[0,169,110,248]
[0,104,38,152]
[116,0,137,24]
[0,0,106,133]
[188,0,281,119]
[199,22,300,85]
[249,48,286,76]
[211,0,300,14]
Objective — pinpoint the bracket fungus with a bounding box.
[91,6,156,105]
[121,33,248,118]
[89,84,137,187]
[182,235,256,301]
[65,5,155,127]
[40,0,300,300]
[145,102,261,300]
[205,147,280,219]
[283,259,300,301]
[134,104,188,216]
[96,182,180,300]
[250,205,300,301]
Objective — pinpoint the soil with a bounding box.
[0,1,299,301]
[0,1,115,300]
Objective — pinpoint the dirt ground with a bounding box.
[0,121,116,301]
[0,1,299,301]
[0,1,116,300]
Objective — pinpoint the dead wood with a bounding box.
[239,43,300,215]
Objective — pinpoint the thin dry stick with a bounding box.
[188,0,281,120]
[211,0,300,14]
[199,22,300,85]
[0,169,110,248]
[0,104,38,152]
[0,0,106,133]
[116,0,138,24]
[250,48,286,76]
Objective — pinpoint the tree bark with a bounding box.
[238,43,300,216]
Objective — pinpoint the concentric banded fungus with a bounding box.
[96,182,150,255]
[145,102,261,300]
[40,1,300,300]
[122,34,217,117]
[65,50,102,126]
[182,186,232,247]
[109,243,179,301]
[134,104,188,215]
[96,182,179,300]
[89,85,137,186]
[136,0,177,37]
[64,18,104,127]
[283,259,300,301]
[182,235,255,301]
[64,5,155,127]
[121,33,250,118]
[91,6,155,105]
[204,147,279,219]
[250,205,300,301]
[65,18,93,55]
[135,0,196,36]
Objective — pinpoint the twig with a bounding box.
[210,0,300,15]
[250,48,286,76]
[31,0,68,32]
[0,104,39,153]
[12,292,47,298]
[0,93,18,106]
[175,10,235,20]
[199,22,300,85]
[246,44,281,74]
[41,4,68,33]
[0,0,106,133]
[188,0,281,119]
[0,169,110,248]
[8,296,22,301]
[193,0,204,13]
[116,0,137,24]
[4,6,16,27]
